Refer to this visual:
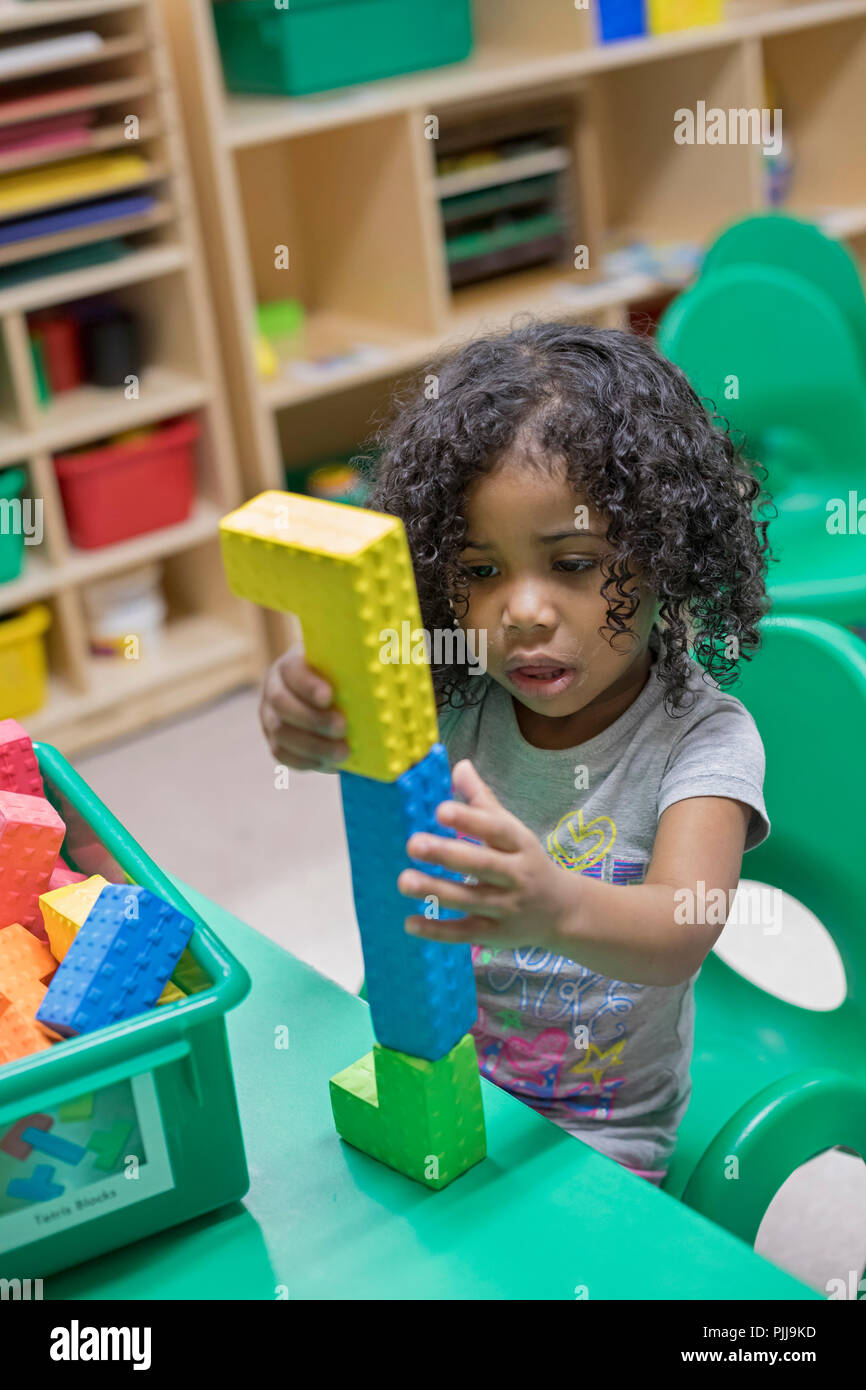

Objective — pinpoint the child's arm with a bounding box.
[555,795,752,985]
[400,760,751,987]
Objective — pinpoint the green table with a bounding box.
[50,881,819,1301]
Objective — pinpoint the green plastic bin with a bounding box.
[0,742,251,1281]
[212,0,474,97]
[0,467,28,585]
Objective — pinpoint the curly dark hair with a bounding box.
[356,316,775,716]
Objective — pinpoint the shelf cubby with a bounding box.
[160,0,866,663]
[0,0,264,751]
[759,13,866,220]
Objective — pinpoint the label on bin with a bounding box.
[0,1072,174,1255]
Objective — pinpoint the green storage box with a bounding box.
[212,0,474,97]
[0,467,28,585]
[0,742,251,1281]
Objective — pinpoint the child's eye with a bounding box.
[467,563,498,580]
[554,558,595,573]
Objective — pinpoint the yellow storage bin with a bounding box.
[0,603,51,718]
[648,0,722,32]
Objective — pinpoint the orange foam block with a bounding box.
[0,993,53,1065]
[0,790,65,934]
[0,922,61,1042]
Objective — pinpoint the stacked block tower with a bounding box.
[219,492,486,1189]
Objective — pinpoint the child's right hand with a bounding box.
[259,644,350,772]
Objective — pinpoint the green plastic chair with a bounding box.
[700,213,866,379]
[657,265,866,624]
[662,615,866,1250]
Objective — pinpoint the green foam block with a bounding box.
[330,1032,486,1190]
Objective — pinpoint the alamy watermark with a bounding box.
[0,496,42,545]
[674,102,782,157]
[674,881,783,934]
[379,620,487,673]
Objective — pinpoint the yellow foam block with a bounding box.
[157,979,186,1005]
[0,154,149,217]
[38,874,109,962]
[220,491,438,782]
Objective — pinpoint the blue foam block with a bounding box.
[35,883,193,1037]
[339,741,478,1061]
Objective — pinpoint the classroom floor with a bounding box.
[78,685,866,1300]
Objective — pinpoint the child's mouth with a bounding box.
[507,665,575,698]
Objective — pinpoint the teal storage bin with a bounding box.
[212,0,474,96]
[0,467,28,584]
[0,743,251,1281]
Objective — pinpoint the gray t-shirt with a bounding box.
[437,646,769,1174]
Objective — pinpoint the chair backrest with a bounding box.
[700,213,866,381]
[657,264,866,497]
[729,615,866,1009]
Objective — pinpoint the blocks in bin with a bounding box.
[339,741,477,1061]
[330,1032,486,1190]
[39,873,109,962]
[0,720,44,798]
[35,883,194,1038]
[0,995,53,1064]
[48,860,87,890]
[0,924,62,1042]
[219,490,439,782]
[0,791,65,935]
[38,875,184,1006]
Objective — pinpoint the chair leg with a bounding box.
[680,1067,866,1248]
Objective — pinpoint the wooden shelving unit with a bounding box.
[0,0,266,753]
[161,0,866,655]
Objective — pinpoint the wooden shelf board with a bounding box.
[0,119,160,177]
[258,310,425,409]
[814,205,866,240]
[0,201,173,268]
[0,0,144,35]
[0,365,211,465]
[0,548,54,612]
[257,265,691,409]
[26,614,256,734]
[0,240,187,315]
[222,0,866,148]
[0,76,153,131]
[436,147,572,199]
[0,33,146,84]
[0,408,24,453]
[0,498,224,616]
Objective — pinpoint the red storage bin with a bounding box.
[54,415,198,548]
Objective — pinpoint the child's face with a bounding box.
[457,452,657,725]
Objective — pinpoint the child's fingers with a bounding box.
[269,724,351,767]
[435,800,524,852]
[264,651,346,739]
[405,831,514,886]
[397,867,509,915]
[404,913,497,942]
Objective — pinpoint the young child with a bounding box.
[259,319,773,1187]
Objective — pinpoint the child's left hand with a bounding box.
[398,759,573,953]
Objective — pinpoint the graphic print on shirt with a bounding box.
[468,807,650,1119]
